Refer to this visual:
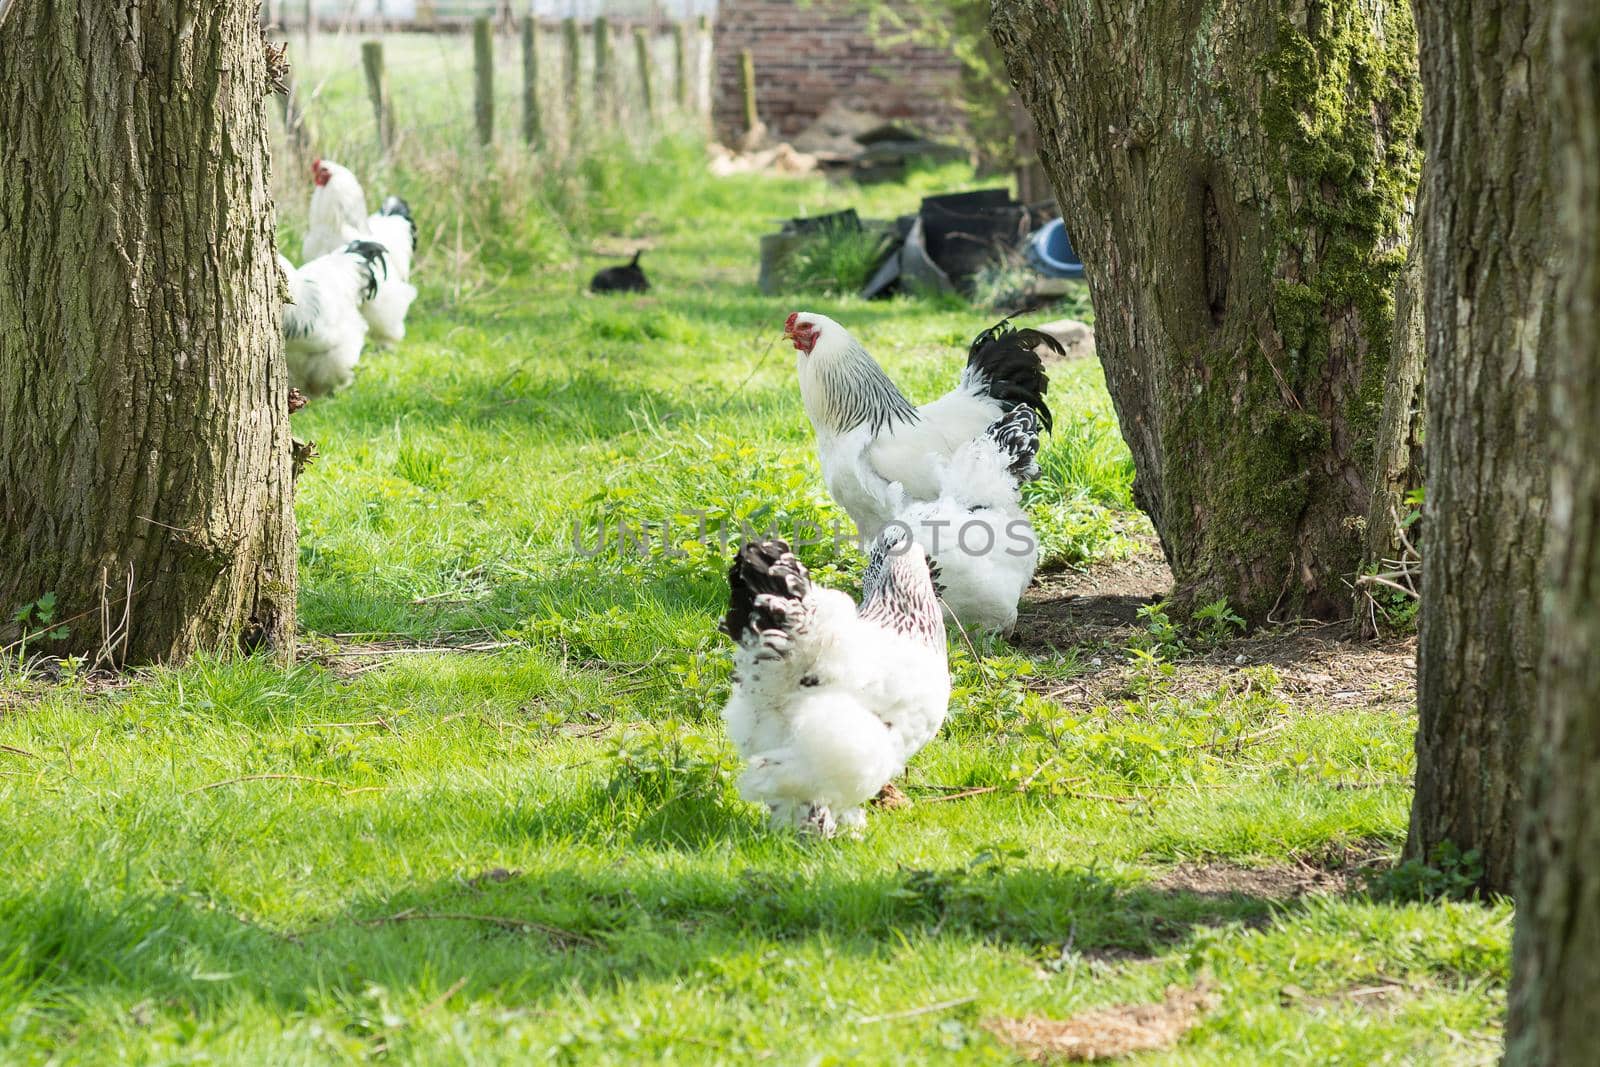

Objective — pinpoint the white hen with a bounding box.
[303,159,418,342]
[278,241,385,397]
[720,535,949,837]
[884,405,1045,636]
[786,314,1059,540]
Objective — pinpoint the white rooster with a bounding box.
[883,405,1045,636]
[278,240,387,397]
[303,159,418,343]
[785,314,1059,540]
[720,534,950,837]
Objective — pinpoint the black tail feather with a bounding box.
[721,540,810,640]
[342,239,390,299]
[965,319,1058,432]
[985,405,1043,483]
[629,249,642,267]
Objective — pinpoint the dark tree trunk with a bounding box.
[1505,1,1600,1060]
[1404,0,1553,895]
[992,0,1422,622]
[0,1,297,665]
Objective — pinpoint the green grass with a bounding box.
[0,35,1505,1065]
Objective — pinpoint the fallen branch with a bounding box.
[1,744,37,759]
[857,995,977,1025]
[1066,787,1143,805]
[1358,572,1419,598]
[920,786,998,804]
[325,641,516,658]
[1190,722,1288,752]
[416,976,470,1019]
[348,908,598,948]
[1015,757,1058,793]
[188,773,384,796]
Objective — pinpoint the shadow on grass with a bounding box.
[0,856,1354,1026]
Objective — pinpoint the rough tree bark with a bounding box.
[1355,182,1424,632]
[0,1,297,664]
[992,1,1422,622]
[1505,1,1600,1059]
[1403,0,1553,895]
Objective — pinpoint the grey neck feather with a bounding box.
[860,542,944,646]
[810,340,920,436]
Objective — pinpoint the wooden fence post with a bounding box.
[739,49,758,134]
[671,21,687,111]
[473,16,494,146]
[697,14,712,121]
[633,27,654,120]
[521,17,541,146]
[361,40,394,154]
[562,17,580,138]
[593,16,610,118]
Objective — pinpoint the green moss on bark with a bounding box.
[994,0,1422,623]
[1183,4,1419,617]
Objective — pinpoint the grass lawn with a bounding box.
[0,36,1506,1065]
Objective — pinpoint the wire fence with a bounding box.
[263,1,716,32]
[268,13,715,175]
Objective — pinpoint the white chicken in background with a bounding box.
[303,158,418,343]
[786,314,1060,540]
[880,405,1045,636]
[278,240,387,397]
[719,534,950,837]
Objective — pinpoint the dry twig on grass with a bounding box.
[187,773,384,796]
[856,995,977,1025]
[346,908,599,949]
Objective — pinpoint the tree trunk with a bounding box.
[1403,0,1553,895]
[992,1,1422,622]
[1354,175,1424,634]
[1505,1,1600,1059]
[0,0,297,665]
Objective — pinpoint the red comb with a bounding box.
[784,312,799,334]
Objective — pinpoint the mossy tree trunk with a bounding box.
[992,0,1421,622]
[0,0,297,665]
[1404,0,1554,896]
[1355,182,1424,633]
[1505,1,1600,1057]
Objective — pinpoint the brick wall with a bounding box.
[713,0,963,142]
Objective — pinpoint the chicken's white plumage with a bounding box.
[884,407,1044,635]
[788,314,1058,540]
[720,537,949,836]
[304,160,418,342]
[303,161,369,262]
[279,242,384,397]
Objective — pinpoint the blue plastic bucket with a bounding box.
[1029,218,1085,278]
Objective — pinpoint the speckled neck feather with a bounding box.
[859,537,944,647]
[806,339,920,437]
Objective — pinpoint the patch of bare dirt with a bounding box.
[1,666,131,715]
[303,633,515,679]
[985,983,1217,1062]
[1021,548,1174,648]
[1152,859,1358,900]
[1017,544,1417,714]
